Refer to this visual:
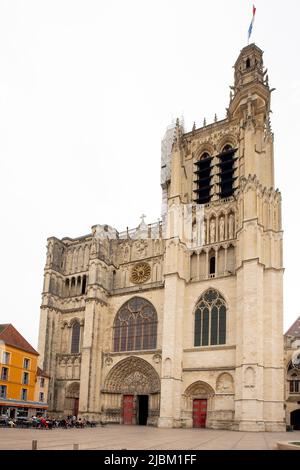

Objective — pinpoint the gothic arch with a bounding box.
[287,362,300,378]
[69,317,81,327]
[195,144,214,161]
[103,356,160,394]
[217,135,237,153]
[66,381,80,398]
[193,288,227,314]
[184,380,215,398]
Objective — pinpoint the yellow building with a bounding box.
[34,367,50,407]
[0,324,49,419]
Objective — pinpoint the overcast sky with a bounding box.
[0,0,299,348]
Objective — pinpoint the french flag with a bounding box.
[248,5,256,42]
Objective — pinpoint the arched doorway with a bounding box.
[182,381,215,428]
[102,357,160,426]
[64,382,80,417]
[291,409,300,430]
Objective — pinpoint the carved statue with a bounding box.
[135,240,147,259]
[192,221,197,245]
[247,99,252,118]
[91,237,98,255]
[123,244,130,263]
[219,217,225,241]
[154,239,161,255]
[210,219,216,244]
[228,214,235,239]
[46,242,53,265]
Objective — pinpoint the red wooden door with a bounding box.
[73,398,79,417]
[193,399,207,428]
[123,395,134,425]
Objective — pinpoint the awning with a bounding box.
[0,400,48,409]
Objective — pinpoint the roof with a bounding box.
[37,367,50,378]
[0,324,39,356]
[285,316,300,337]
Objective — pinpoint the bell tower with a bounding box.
[158,43,285,431]
[229,44,274,188]
[231,44,284,431]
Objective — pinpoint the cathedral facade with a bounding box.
[38,44,285,431]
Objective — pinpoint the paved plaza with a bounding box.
[0,426,300,450]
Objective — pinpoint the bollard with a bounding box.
[73,443,79,450]
[32,440,38,450]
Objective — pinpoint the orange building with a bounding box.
[0,324,49,419]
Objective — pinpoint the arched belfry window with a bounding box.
[217,145,237,199]
[194,152,213,204]
[71,321,80,354]
[113,297,158,352]
[194,289,226,347]
[288,362,300,393]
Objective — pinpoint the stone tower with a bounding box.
[38,44,285,431]
[158,44,284,431]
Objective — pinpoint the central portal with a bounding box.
[137,395,149,425]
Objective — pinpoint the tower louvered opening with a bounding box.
[193,153,213,204]
[217,146,237,199]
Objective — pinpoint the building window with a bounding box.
[289,373,300,393]
[1,367,8,381]
[289,380,299,393]
[209,256,216,275]
[40,378,45,388]
[194,153,213,204]
[217,145,237,199]
[194,288,227,347]
[21,388,27,401]
[0,385,7,399]
[39,392,44,402]
[81,275,87,294]
[71,322,80,354]
[22,372,29,385]
[113,297,158,352]
[2,352,10,365]
[23,358,30,369]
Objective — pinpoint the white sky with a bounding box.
[0,0,299,348]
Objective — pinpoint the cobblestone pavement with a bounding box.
[1,426,300,450]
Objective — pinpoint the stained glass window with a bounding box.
[194,289,227,347]
[71,322,80,354]
[113,297,158,352]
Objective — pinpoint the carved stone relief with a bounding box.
[134,240,148,259]
[216,373,234,393]
[104,357,160,394]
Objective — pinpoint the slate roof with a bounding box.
[285,316,300,338]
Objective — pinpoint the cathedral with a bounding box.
[38,44,285,431]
